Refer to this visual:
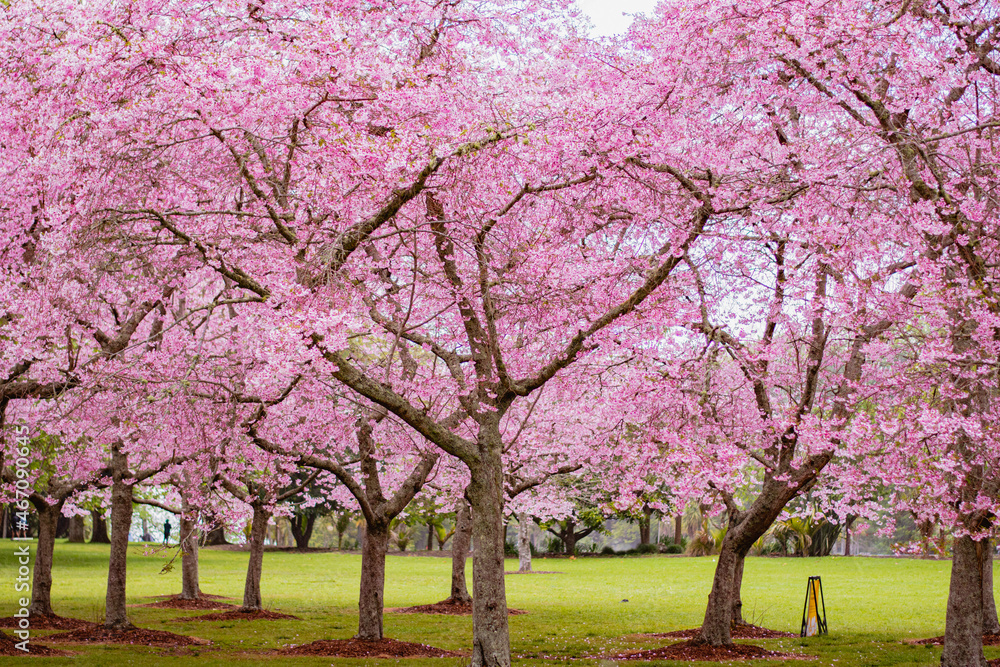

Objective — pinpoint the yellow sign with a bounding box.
[800,576,827,637]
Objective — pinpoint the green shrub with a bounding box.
[635,543,658,554]
[660,536,689,549]
[600,545,616,555]
[685,530,717,556]
[663,543,684,554]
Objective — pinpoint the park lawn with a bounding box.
[0,541,992,666]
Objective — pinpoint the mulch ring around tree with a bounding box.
[0,632,70,657]
[0,614,99,630]
[389,598,526,616]
[278,637,465,658]
[611,640,814,662]
[643,624,798,640]
[176,608,300,622]
[44,626,210,647]
[133,597,236,610]
[907,633,1000,646]
[144,592,237,601]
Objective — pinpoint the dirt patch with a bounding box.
[45,626,209,647]
[504,570,563,575]
[909,633,1000,646]
[133,598,236,610]
[0,614,99,631]
[645,624,798,640]
[389,598,526,616]
[0,632,70,656]
[145,592,236,601]
[279,637,464,658]
[612,640,814,662]
[179,609,300,622]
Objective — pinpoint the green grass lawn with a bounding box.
[0,541,990,665]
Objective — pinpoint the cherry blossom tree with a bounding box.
[243,379,442,638]
[626,0,999,653]
[0,434,111,622]
[848,221,1000,665]
[218,460,319,613]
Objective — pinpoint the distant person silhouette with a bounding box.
[163,519,172,545]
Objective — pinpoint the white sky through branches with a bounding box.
[576,0,658,35]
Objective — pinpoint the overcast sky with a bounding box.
[576,0,659,36]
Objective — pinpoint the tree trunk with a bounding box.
[356,521,389,639]
[242,503,270,611]
[844,522,851,556]
[983,539,1000,635]
[427,519,434,550]
[67,515,85,543]
[55,514,69,539]
[203,524,230,546]
[179,511,200,601]
[449,497,473,603]
[466,441,511,667]
[29,502,61,616]
[674,515,682,544]
[941,535,987,666]
[639,507,652,545]
[104,445,134,630]
[564,519,576,555]
[731,551,746,625]
[517,513,532,573]
[140,517,152,542]
[699,537,741,645]
[290,512,316,550]
[90,509,110,544]
[697,478,804,647]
